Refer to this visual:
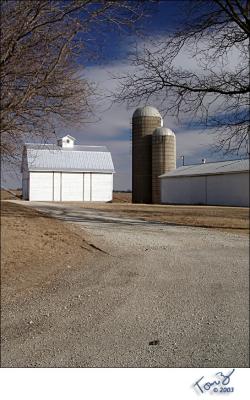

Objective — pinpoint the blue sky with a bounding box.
[81,0,186,66]
[70,0,244,190]
[2,1,246,190]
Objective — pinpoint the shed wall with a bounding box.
[161,176,206,205]
[206,172,249,206]
[161,172,249,206]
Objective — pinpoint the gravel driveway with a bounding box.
[2,202,249,367]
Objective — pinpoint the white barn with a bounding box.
[160,159,249,207]
[22,135,115,202]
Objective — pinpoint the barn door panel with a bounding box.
[61,173,83,201]
[29,172,53,201]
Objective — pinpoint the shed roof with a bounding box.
[24,144,115,173]
[160,159,249,178]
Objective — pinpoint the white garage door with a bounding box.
[61,173,83,201]
[83,173,91,201]
[91,173,113,201]
[29,172,53,201]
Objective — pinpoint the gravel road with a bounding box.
[2,202,249,367]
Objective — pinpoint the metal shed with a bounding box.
[160,159,249,207]
[22,135,115,202]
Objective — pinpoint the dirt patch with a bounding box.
[1,201,95,296]
[112,192,132,203]
[62,202,249,234]
[1,188,22,200]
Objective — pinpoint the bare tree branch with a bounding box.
[0,0,153,162]
[113,0,249,155]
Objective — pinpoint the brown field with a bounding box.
[1,201,95,295]
[112,191,132,203]
[2,190,249,235]
[0,190,131,201]
[79,193,250,234]
[1,188,22,200]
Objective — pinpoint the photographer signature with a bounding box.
[194,369,235,394]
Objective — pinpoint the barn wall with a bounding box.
[161,172,249,206]
[22,177,29,200]
[84,173,91,201]
[61,173,83,201]
[22,170,29,200]
[29,172,53,201]
[91,173,113,201]
[21,155,29,200]
[28,171,113,202]
[53,172,61,201]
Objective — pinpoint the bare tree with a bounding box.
[114,0,250,155]
[0,0,152,162]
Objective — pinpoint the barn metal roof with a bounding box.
[25,143,109,152]
[25,144,115,173]
[160,159,249,178]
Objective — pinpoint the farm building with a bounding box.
[160,159,249,207]
[22,135,115,202]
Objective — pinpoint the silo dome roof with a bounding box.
[153,127,175,136]
[132,106,162,119]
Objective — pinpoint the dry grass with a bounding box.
[1,202,94,295]
[1,189,22,200]
[75,197,249,234]
[112,192,132,203]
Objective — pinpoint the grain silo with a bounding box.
[132,106,162,203]
[152,127,176,204]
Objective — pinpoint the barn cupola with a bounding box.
[57,135,76,148]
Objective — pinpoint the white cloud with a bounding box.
[68,60,221,189]
[54,58,228,190]
[3,33,243,190]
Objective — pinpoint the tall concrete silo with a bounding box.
[132,106,162,203]
[152,127,176,204]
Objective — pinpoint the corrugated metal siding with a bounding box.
[26,147,114,172]
[91,174,113,201]
[26,144,109,152]
[22,177,29,200]
[30,172,53,201]
[61,173,83,201]
[161,176,207,205]
[206,173,249,206]
[53,173,61,201]
[161,172,249,206]
[28,171,113,202]
[160,159,249,178]
[84,174,91,201]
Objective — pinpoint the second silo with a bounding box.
[152,127,176,204]
[132,106,162,203]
